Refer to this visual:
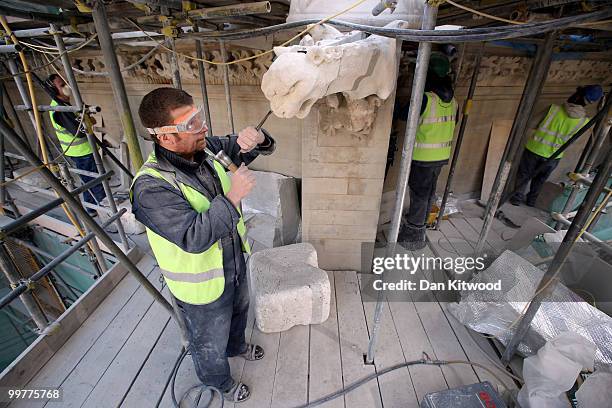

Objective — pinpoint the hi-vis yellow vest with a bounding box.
[48,99,93,157]
[130,152,251,305]
[526,104,588,159]
[413,92,458,162]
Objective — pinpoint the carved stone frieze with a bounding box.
[397,53,612,88]
[457,55,612,86]
[71,48,273,85]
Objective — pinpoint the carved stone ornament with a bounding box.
[454,55,612,86]
[261,21,406,119]
[319,93,383,136]
[71,48,273,86]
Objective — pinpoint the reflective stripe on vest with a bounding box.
[413,92,457,162]
[526,104,588,159]
[130,152,250,305]
[48,99,93,157]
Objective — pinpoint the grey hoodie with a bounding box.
[563,102,586,119]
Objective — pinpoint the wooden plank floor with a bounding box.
[9,257,516,408]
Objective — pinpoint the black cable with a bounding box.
[164,345,514,408]
[167,347,224,408]
[182,8,612,43]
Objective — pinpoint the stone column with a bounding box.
[301,96,394,271]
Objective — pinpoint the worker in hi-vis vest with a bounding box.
[130,88,275,403]
[510,85,603,207]
[46,74,106,215]
[396,54,458,250]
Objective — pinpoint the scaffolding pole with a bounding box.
[435,42,484,229]
[164,19,182,90]
[365,1,439,365]
[195,35,213,137]
[0,243,47,331]
[50,22,130,252]
[219,40,235,134]
[5,59,37,140]
[1,80,29,150]
[58,163,108,275]
[474,32,556,256]
[502,145,612,364]
[9,236,100,278]
[0,118,174,317]
[555,95,611,229]
[581,95,612,175]
[0,171,112,237]
[91,0,144,171]
[0,209,126,309]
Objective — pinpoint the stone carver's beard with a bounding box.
[261,20,408,120]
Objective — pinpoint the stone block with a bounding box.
[249,243,330,333]
[11,166,50,192]
[99,198,145,235]
[243,170,300,249]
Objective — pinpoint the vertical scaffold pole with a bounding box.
[50,22,129,252]
[91,0,144,170]
[366,1,439,365]
[219,40,235,134]
[195,36,213,137]
[435,42,485,229]
[502,145,612,364]
[474,32,556,256]
[0,119,174,317]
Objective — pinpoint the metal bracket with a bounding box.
[161,21,179,38]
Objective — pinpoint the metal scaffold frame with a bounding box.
[0,0,609,375]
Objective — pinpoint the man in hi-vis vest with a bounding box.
[131,88,275,403]
[46,74,106,214]
[397,66,458,250]
[510,85,603,207]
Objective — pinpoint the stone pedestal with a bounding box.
[249,243,330,333]
[301,96,395,271]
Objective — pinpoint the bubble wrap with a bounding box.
[447,250,612,367]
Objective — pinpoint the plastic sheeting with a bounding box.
[576,370,612,408]
[517,332,596,408]
[448,250,612,367]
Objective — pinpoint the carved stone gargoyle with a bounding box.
[261,21,407,122]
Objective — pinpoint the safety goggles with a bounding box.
[146,105,207,135]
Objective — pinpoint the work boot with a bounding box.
[509,193,523,206]
[223,381,250,403]
[398,224,426,251]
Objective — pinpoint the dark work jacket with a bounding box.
[131,131,276,288]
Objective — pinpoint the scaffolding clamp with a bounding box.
[568,172,586,182]
[182,1,197,12]
[160,18,179,38]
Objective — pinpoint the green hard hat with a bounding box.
[429,52,450,77]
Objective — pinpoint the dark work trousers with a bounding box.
[173,249,249,392]
[405,163,443,228]
[511,149,560,206]
[70,153,106,207]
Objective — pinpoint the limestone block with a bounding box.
[243,170,300,249]
[249,243,330,333]
[99,198,145,235]
[261,21,406,119]
[11,166,50,192]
